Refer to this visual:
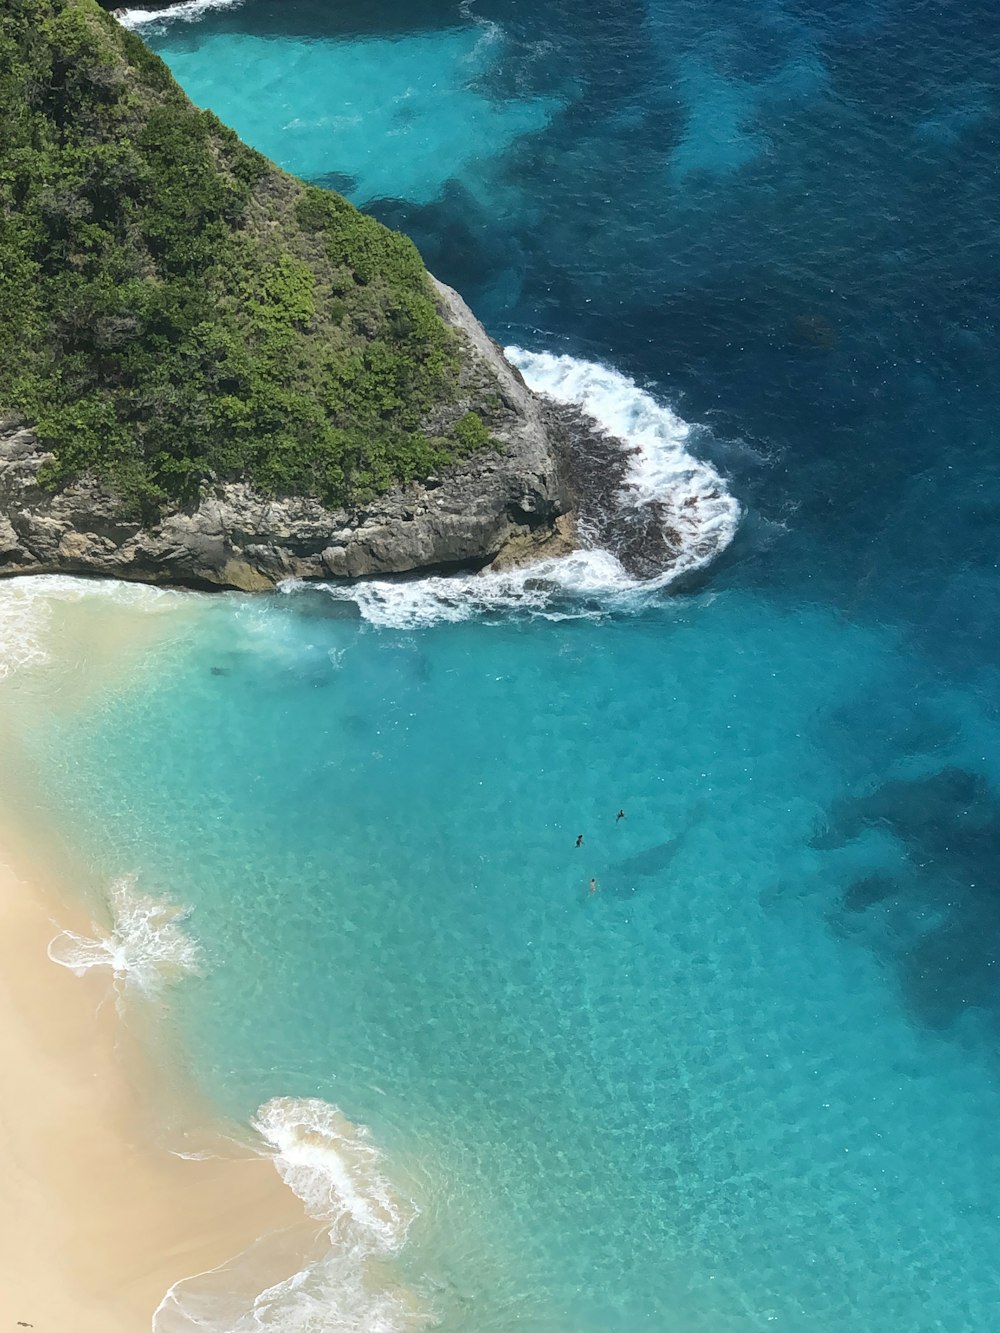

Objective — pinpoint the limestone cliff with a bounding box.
[0,0,576,589]
[0,280,573,590]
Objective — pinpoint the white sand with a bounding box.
[0,851,313,1332]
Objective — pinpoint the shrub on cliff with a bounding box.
[0,0,487,516]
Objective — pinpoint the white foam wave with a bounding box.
[155,1099,426,1333]
[48,874,201,999]
[0,582,53,680]
[296,350,739,629]
[509,346,739,574]
[118,0,243,29]
[255,1097,416,1252]
[291,547,623,628]
[0,574,190,682]
[155,1230,424,1333]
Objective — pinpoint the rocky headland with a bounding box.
[0,0,636,592]
[0,279,579,591]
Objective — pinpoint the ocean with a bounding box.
[4,0,1000,1326]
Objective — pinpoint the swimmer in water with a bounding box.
[589,878,597,895]
[576,835,584,848]
[616,809,626,822]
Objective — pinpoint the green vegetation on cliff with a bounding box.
[0,0,490,514]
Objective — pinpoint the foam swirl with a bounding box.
[154,1099,426,1332]
[48,874,201,999]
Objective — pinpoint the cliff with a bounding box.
[0,280,572,589]
[0,0,573,588]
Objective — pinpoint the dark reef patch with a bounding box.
[817,767,1000,1031]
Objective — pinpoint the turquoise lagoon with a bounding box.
[7,542,1000,1331]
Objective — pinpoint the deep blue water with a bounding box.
[10,0,1000,1327]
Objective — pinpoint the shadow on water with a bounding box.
[815,767,1000,1031]
[606,807,705,899]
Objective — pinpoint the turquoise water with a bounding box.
[13,0,1000,1326]
[11,573,1000,1330]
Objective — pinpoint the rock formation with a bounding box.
[0,0,582,590]
[0,280,574,590]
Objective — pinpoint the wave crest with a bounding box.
[118,0,243,28]
[48,874,201,998]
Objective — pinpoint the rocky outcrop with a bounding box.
[0,280,574,591]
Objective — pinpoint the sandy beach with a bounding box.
[0,849,311,1333]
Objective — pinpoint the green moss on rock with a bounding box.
[0,0,483,516]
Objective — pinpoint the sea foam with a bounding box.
[118,0,243,29]
[255,1097,417,1252]
[0,574,189,683]
[48,874,202,999]
[509,347,740,576]
[294,350,739,629]
[154,1099,426,1333]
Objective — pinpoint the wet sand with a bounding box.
[0,849,311,1333]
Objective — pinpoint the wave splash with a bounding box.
[255,1097,416,1250]
[154,1099,426,1333]
[48,885,423,1328]
[48,874,202,999]
[118,0,244,28]
[0,574,189,683]
[511,347,739,574]
[300,350,739,629]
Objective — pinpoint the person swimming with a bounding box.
[616,809,626,822]
[589,878,597,895]
[576,835,584,848]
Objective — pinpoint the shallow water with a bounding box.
[9,0,1000,1327]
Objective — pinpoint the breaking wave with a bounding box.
[293,350,739,629]
[118,0,244,29]
[48,874,202,1000]
[511,348,739,568]
[0,574,189,683]
[154,1099,426,1333]
[48,885,423,1329]
[255,1097,416,1250]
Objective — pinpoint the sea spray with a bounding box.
[294,351,739,629]
[48,874,202,999]
[508,347,740,578]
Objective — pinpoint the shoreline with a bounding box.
[0,844,315,1333]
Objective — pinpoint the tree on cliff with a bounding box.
[0,0,494,517]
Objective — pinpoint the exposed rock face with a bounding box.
[0,280,574,591]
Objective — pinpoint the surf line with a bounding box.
[48,877,427,1332]
[117,0,245,30]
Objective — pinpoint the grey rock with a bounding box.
[0,279,576,592]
